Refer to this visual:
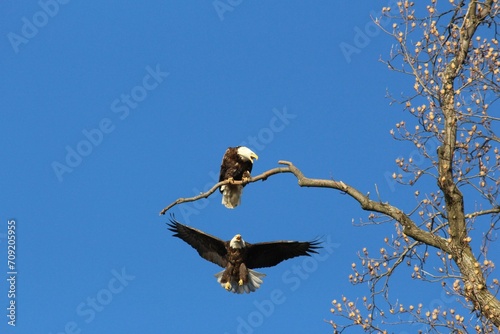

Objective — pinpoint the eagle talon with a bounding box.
[238,279,244,286]
[224,282,232,290]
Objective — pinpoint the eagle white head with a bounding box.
[229,234,246,249]
[237,146,258,163]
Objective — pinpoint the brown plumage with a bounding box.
[219,146,258,208]
[167,217,321,294]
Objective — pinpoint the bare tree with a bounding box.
[161,0,500,331]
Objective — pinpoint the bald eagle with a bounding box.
[219,146,258,209]
[167,217,320,294]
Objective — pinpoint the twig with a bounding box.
[465,207,500,219]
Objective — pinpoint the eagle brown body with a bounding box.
[219,240,250,288]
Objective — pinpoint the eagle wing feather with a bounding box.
[244,240,321,269]
[167,218,228,268]
[219,148,235,183]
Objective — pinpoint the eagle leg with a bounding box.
[241,171,251,183]
[239,263,249,286]
[221,264,234,290]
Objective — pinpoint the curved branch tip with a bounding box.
[278,160,293,166]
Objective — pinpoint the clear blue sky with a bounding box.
[0,1,478,333]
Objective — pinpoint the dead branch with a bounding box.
[160,161,449,252]
[159,162,292,215]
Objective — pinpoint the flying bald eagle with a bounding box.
[167,217,320,294]
[219,146,258,209]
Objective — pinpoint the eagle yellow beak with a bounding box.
[251,153,259,161]
[236,234,242,241]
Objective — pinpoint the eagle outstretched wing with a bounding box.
[245,240,321,269]
[167,217,228,268]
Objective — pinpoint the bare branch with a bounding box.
[465,207,500,219]
[159,165,291,215]
[280,161,452,252]
[160,160,451,253]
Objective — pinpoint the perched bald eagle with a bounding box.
[219,146,258,209]
[167,217,320,294]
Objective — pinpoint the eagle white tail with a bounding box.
[221,184,243,209]
[215,269,266,294]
